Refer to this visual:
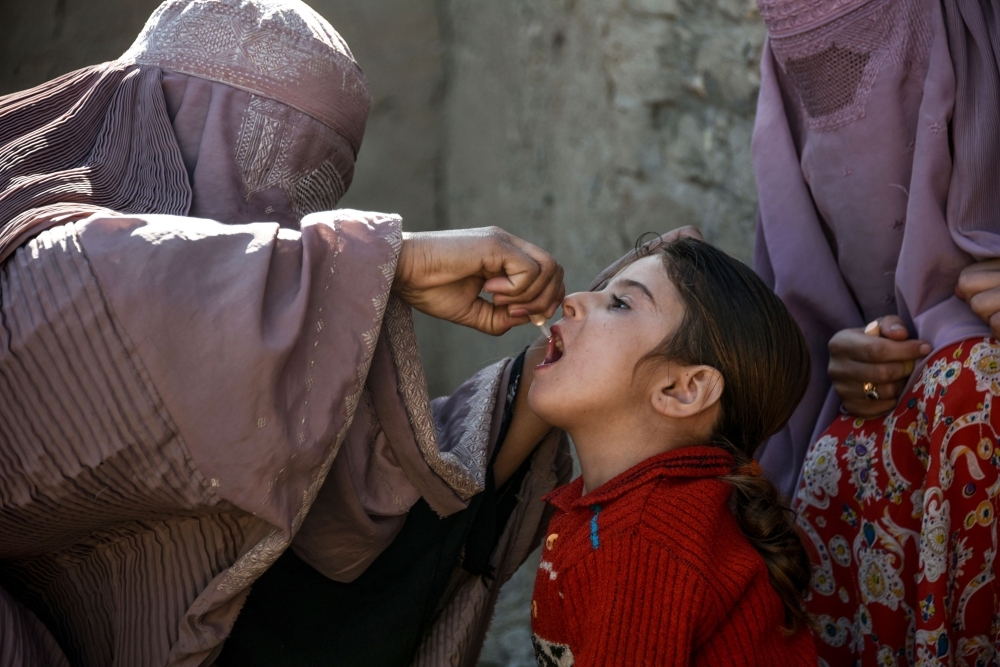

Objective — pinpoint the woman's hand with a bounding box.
[829,315,931,419]
[957,259,1000,338]
[393,227,565,335]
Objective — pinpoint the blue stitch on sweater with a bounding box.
[590,505,602,549]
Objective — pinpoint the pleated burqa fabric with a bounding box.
[0,63,190,264]
[0,1,571,665]
[751,0,1000,498]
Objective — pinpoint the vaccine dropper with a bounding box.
[529,313,551,339]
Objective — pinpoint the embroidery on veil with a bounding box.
[234,94,346,215]
[762,0,932,132]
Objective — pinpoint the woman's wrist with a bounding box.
[391,231,416,294]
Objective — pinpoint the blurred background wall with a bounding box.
[0,1,764,664]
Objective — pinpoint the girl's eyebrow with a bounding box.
[611,278,655,304]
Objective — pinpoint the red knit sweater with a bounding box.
[530,446,818,666]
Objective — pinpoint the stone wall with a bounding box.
[430,0,765,398]
[0,1,765,664]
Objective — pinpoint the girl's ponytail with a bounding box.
[637,237,814,632]
[722,453,811,632]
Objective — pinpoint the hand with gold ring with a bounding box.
[828,315,930,418]
[862,381,879,401]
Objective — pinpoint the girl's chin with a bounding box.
[526,386,563,424]
[528,396,579,434]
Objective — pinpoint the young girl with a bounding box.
[514,236,818,665]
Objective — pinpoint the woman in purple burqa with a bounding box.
[753,0,1000,663]
[0,1,573,666]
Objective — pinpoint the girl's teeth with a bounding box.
[555,338,564,352]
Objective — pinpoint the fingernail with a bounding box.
[509,308,527,317]
[889,323,905,333]
[919,343,931,354]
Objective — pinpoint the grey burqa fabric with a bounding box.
[0,1,571,665]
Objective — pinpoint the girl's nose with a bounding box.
[561,292,586,319]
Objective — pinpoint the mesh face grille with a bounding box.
[768,0,932,132]
[785,45,872,119]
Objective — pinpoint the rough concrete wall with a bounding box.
[430,0,766,399]
[0,0,160,92]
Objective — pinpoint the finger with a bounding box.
[829,329,931,364]
[957,261,1000,300]
[660,225,704,243]
[877,315,910,341]
[967,258,1000,271]
[492,260,562,305]
[481,245,540,296]
[465,298,529,335]
[968,287,1000,324]
[498,236,561,304]
[504,265,565,318]
[833,377,906,402]
[466,227,542,297]
[829,356,914,385]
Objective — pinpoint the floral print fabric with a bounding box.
[796,339,1000,667]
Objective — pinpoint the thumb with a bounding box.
[875,315,910,341]
[483,274,521,295]
[466,297,529,335]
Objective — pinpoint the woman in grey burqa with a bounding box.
[0,1,572,665]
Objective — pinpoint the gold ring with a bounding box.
[863,382,879,401]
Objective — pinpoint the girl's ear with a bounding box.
[650,364,724,420]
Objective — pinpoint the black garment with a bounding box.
[217,353,530,667]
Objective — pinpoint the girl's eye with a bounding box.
[610,294,630,310]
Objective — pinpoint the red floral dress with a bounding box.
[795,338,1000,667]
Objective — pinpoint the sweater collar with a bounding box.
[545,445,735,512]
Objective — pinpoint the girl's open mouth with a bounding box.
[539,327,565,366]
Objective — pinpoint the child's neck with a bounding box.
[570,417,691,494]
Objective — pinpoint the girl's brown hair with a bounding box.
[640,236,812,631]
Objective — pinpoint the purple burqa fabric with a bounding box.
[752,0,1000,499]
[0,1,571,665]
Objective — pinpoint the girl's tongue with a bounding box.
[541,332,564,365]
